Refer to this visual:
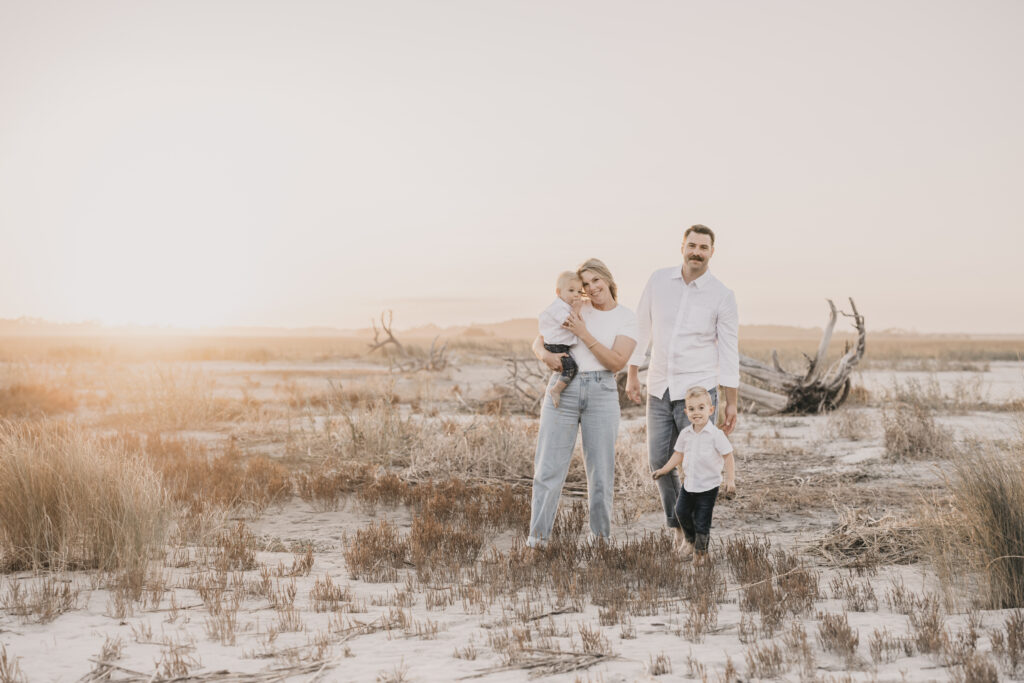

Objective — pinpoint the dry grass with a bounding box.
[0,644,26,683]
[0,420,168,574]
[0,575,80,624]
[0,382,77,417]
[110,367,246,430]
[817,612,860,667]
[813,510,923,568]
[823,408,875,441]
[883,402,957,460]
[125,434,292,516]
[922,441,1024,609]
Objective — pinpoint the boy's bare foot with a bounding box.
[548,381,567,409]
[678,541,694,561]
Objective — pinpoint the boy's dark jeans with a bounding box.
[543,343,578,383]
[674,486,719,550]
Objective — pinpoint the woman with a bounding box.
[527,258,638,547]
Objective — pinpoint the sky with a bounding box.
[1,0,1022,334]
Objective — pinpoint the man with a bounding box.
[625,224,739,544]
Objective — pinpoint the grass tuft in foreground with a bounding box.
[0,420,169,575]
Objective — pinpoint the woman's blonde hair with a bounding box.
[576,258,618,302]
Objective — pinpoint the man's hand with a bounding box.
[722,402,738,435]
[625,366,642,404]
[651,469,666,480]
[720,482,736,500]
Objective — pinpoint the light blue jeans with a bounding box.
[527,370,620,547]
[648,386,718,528]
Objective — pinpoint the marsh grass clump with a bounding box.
[132,434,291,515]
[883,403,956,460]
[116,367,243,430]
[907,595,948,655]
[295,462,376,511]
[0,644,26,683]
[745,640,787,679]
[0,421,168,574]
[341,396,421,466]
[825,408,874,441]
[830,573,879,612]
[343,521,409,583]
[0,576,79,624]
[817,612,860,667]
[0,382,77,417]
[922,443,1024,609]
[215,521,258,571]
[726,537,819,633]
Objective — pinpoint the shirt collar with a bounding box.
[674,266,712,289]
[682,421,718,436]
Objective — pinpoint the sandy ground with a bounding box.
[1,358,1023,682]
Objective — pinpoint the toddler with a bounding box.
[652,385,736,560]
[538,271,583,408]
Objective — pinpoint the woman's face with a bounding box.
[580,270,611,307]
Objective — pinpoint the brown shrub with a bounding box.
[343,521,409,583]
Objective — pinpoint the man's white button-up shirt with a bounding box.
[628,267,739,401]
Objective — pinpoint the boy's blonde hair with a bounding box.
[556,270,582,291]
[685,386,713,404]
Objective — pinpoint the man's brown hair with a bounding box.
[683,224,715,246]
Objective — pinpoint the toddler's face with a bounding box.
[685,396,714,429]
[558,280,583,305]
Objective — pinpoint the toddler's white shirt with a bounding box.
[538,298,577,346]
[673,421,733,493]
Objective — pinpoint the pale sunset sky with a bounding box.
[1,1,1021,333]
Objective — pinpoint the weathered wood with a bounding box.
[739,298,866,414]
[367,310,448,372]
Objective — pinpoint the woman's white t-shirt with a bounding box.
[569,302,639,373]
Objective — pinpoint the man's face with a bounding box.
[682,233,714,269]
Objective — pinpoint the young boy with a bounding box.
[652,385,736,560]
[538,271,584,408]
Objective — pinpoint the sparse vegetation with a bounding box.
[883,402,957,460]
[0,333,1020,680]
[922,442,1024,608]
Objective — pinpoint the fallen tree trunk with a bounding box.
[739,298,865,414]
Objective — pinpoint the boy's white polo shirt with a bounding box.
[673,421,733,493]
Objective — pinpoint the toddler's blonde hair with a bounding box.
[556,270,582,291]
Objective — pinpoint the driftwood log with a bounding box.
[739,298,865,413]
[368,310,448,372]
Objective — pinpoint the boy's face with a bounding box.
[557,280,583,305]
[685,396,714,429]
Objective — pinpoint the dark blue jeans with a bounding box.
[675,486,718,548]
[648,387,718,528]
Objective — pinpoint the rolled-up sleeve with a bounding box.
[716,290,739,388]
[628,275,654,367]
